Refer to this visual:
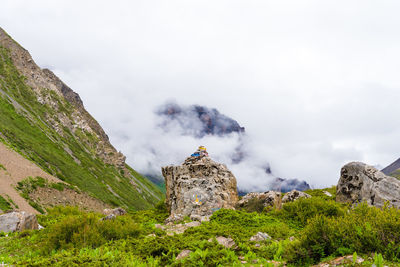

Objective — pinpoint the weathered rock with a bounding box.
[208,236,236,248]
[237,191,282,209]
[323,191,332,197]
[0,211,38,233]
[282,190,311,203]
[164,214,184,224]
[156,221,201,235]
[313,255,364,266]
[101,214,116,221]
[249,232,271,242]
[103,207,127,217]
[162,155,238,221]
[176,249,191,260]
[336,162,400,208]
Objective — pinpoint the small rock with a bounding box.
[101,214,116,221]
[237,191,282,209]
[184,221,201,228]
[165,214,184,224]
[208,236,236,248]
[155,224,164,230]
[282,190,311,203]
[0,211,38,233]
[103,207,127,216]
[249,232,271,242]
[255,243,260,247]
[147,233,156,237]
[176,249,191,260]
[289,236,295,241]
[323,191,332,197]
[240,261,247,264]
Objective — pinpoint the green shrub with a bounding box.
[271,197,346,228]
[43,210,142,251]
[0,195,12,212]
[287,203,400,264]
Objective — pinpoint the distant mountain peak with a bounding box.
[157,102,245,138]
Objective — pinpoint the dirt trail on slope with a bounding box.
[0,142,61,214]
[0,142,108,214]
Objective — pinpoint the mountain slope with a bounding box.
[0,27,162,212]
[382,157,400,179]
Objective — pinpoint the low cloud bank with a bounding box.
[124,101,309,192]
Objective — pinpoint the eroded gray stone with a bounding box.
[336,162,400,208]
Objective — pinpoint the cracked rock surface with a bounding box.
[162,155,238,221]
[336,162,400,207]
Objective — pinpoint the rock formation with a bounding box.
[0,27,126,171]
[282,190,311,203]
[236,191,282,210]
[0,211,38,233]
[162,151,239,221]
[336,162,400,208]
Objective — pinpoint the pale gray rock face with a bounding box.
[0,211,38,233]
[336,162,400,208]
[249,232,271,242]
[208,236,236,248]
[103,207,127,217]
[162,156,239,221]
[282,190,311,203]
[237,191,282,208]
[176,249,191,260]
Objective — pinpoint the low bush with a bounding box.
[287,203,400,264]
[271,196,346,228]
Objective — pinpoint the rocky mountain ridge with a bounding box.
[0,27,162,213]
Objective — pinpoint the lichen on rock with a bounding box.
[336,162,400,207]
[162,149,238,222]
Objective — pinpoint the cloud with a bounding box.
[1,0,400,189]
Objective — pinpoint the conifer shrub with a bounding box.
[286,203,400,264]
[271,197,346,228]
[43,208,142,251]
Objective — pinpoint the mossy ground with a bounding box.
[1,190,400,266]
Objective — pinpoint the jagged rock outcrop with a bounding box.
[0,27,126,170]
[0,211,38,232]
[282,190,311,203]
[162,154,238,221]
[336,162,400,208]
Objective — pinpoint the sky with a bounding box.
[1,0,400,190]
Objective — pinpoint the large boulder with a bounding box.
[0,211,38,233]
[336,162,400,208]
[162,154,238,221]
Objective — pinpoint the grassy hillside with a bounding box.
[0,45,162,211]
[0,188,400,266]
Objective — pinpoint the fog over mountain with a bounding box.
[131,101,309,192]
[2,1,400,190]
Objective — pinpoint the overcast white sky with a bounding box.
[2,0,400,189]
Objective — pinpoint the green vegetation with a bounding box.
[16,176,74,197]
[0,163,5,171]
[0,195,12,212]
[1,193,400,266]
[0,46,162,211]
